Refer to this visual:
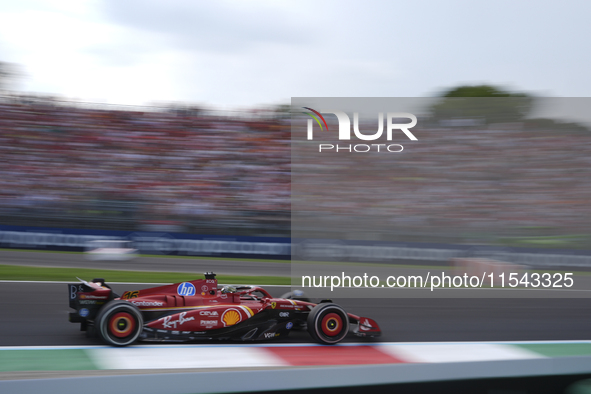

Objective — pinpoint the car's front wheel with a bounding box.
[307,303,349,344]
[95,300,143,346]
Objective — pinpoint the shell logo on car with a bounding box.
[222,309,241,326]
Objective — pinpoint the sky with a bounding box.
[0,0,590,109]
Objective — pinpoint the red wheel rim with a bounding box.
[321,313,342,336]
[109,312,136,338]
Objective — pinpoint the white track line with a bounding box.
[1,340,590,351]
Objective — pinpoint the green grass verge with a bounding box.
[0,248,291,264]
[0,264,290,285]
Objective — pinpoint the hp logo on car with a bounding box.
[177,282,196,296]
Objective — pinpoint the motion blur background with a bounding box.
[0,0,590,248]
[2,90,591,250]
[2,2,591,392]
[0,98,291,237]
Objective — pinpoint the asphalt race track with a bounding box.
[0,250,590,346]
[1,281,591,347]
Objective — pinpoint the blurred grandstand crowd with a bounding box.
[1,95,590,245]
[293,118,591,245]
[0,96,290,235]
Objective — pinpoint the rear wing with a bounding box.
[68,278,115,320]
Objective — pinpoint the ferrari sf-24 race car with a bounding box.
[68,272,381,346]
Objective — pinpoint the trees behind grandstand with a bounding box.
[430,84,533,124]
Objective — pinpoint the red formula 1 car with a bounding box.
[68,272,381,346]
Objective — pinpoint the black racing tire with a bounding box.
[95,300,143,346]
[307,303,349,345]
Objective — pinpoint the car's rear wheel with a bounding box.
[95,300,143,346]
[307,303,349,344]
